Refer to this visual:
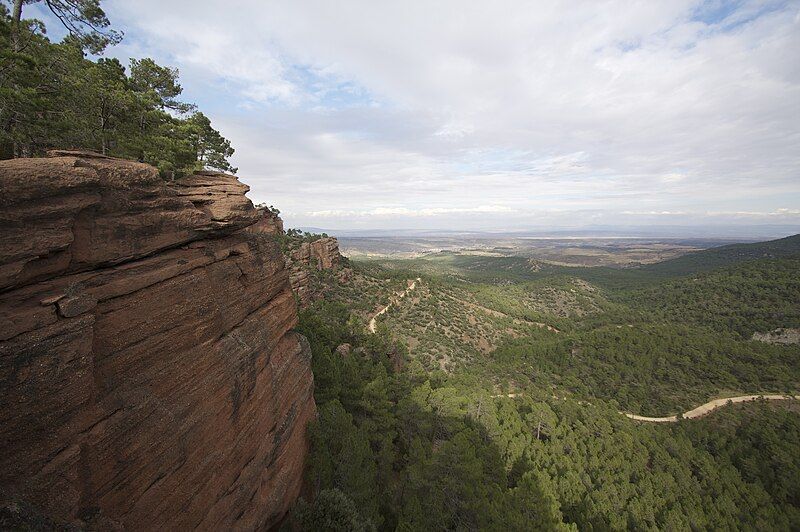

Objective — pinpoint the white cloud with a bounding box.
[621,211,690,216]
[102,0,800,231]
[307,205,516,218]
[623,209,800,218]
[705,208,800,217]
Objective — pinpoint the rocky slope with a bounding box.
[0,152,315,529]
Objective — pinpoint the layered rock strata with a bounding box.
[247,207,284,236]
[285,238,347,307]
[0,152,315,529]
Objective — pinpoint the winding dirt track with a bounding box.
[624,394,796,422]
[367,284,796,423]
[368,278,421,333]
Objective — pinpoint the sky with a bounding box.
[32,0,800,232]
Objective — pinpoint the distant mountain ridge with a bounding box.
[644,233,800,276]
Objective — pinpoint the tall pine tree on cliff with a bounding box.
[0,0,236,175]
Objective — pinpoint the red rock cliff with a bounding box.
[284,238,348,307]
[0,152,316,529]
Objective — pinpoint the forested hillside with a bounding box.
[622,258,800,338]
[288,302,800,530]
[285,234,800,530]
[643,233,800,276]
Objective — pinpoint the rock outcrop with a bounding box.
[288,238,341,272]
[247,207,284,236]
[309,238,341,270]
[0,152,316,530]
[284,236,348,308]
[752,328,800,345]
[246,211,348,307]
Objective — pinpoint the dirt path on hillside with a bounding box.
[624,394,796,422]
[489,392,795,422]
[368,278,421,333]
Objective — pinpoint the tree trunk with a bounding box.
[11,0,24,52]
[100,103,107,155]
[138,112,146,161]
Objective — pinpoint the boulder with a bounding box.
[335,343,352,357]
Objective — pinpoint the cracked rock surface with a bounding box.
[0,152,315,530]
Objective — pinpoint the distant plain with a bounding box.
[338,235,746,267]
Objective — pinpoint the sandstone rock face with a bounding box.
[289,267,313,307]
[309,238,341,270]
[0,152,316,530]
[284,237,345,307]
[290,242,312,264]
[247,207,284,236]
[287,238,341,272]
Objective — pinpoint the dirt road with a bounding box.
[368,278,421,333]
[624,394,796,423]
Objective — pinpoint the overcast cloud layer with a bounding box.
[95,1,800,231]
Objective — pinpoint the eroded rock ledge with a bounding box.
[0,152,316,530]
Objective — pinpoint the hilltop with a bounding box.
[643,233,800,276]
